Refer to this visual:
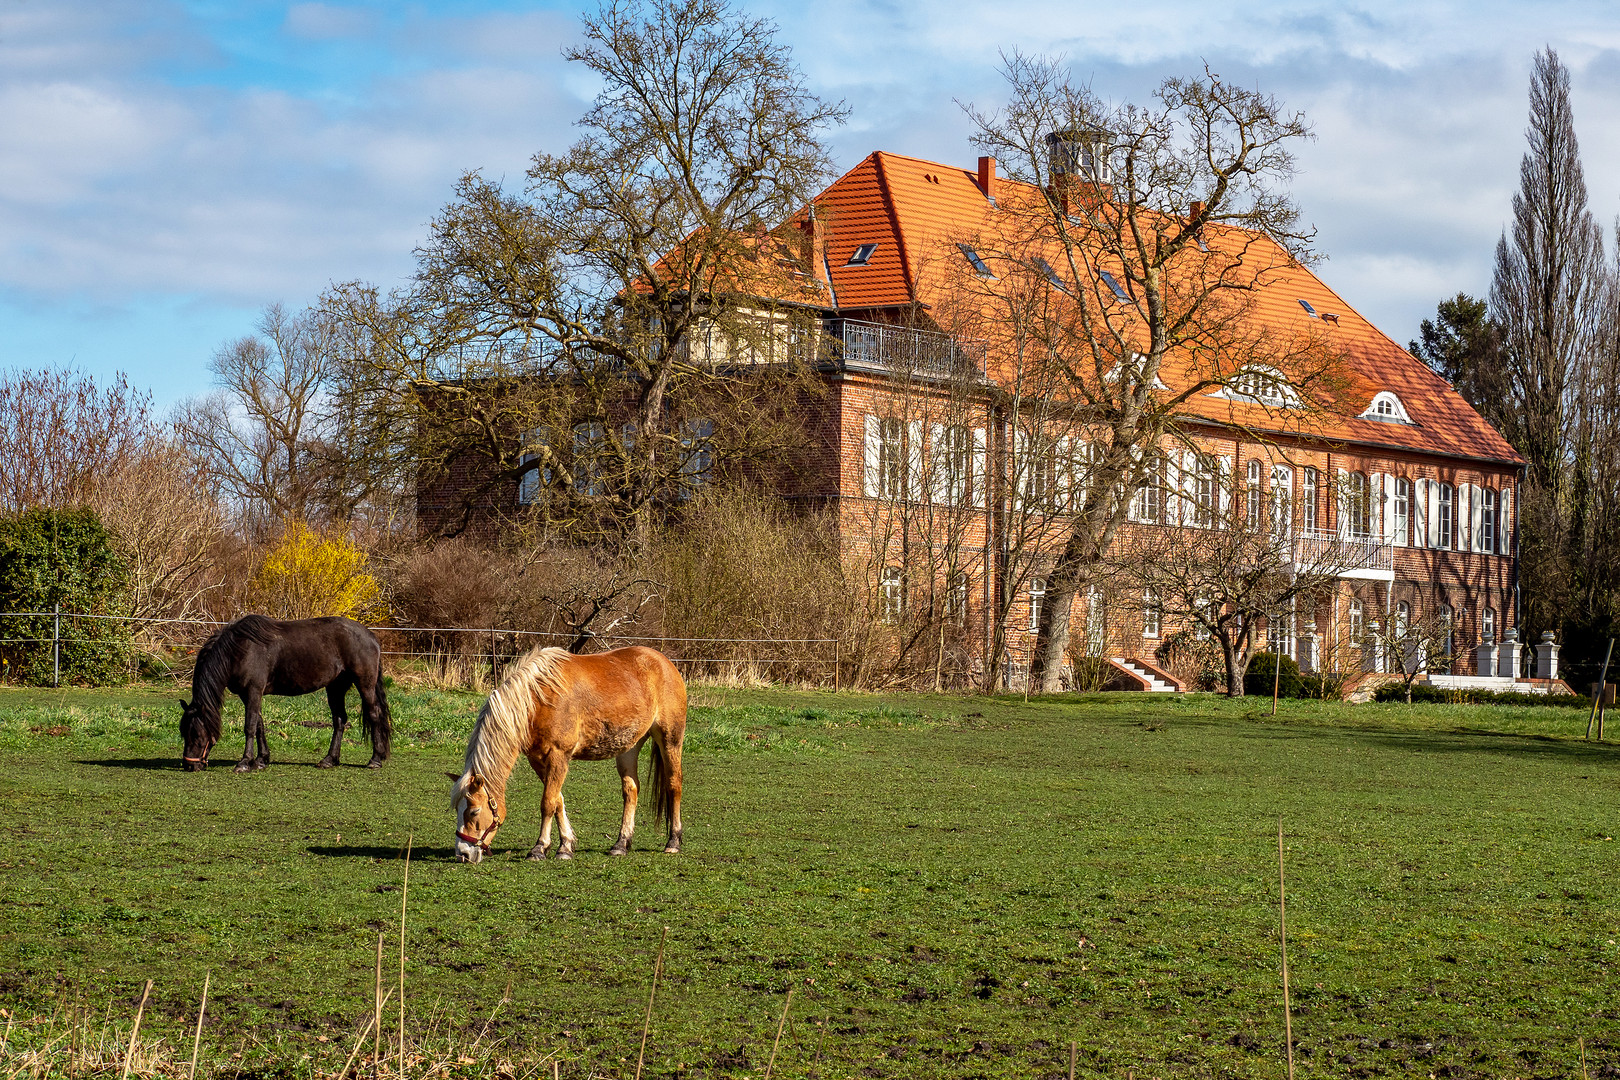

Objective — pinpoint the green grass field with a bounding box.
[0,681,1617,1079]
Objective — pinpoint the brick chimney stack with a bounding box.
[977,156,996,202]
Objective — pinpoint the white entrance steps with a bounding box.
[1108,657,1183,692]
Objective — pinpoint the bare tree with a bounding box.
[177,304,356,536]
[963,54,1338,691]
[1384,605,1457,704]
[0,369,151,514]
[325,0,846,553]
[1120,467,1377,695]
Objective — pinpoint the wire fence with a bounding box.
[0,609,842,690]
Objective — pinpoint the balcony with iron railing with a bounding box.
[828,319,986,381]
[1289,528,1395,581]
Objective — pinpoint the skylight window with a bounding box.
[1099,270,1130,302]
[1034,257,1068,290]
[1297,298,1318,317]
[958,244,994,277]
[846,244,878,266]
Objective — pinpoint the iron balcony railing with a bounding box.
[1290,528,1395,578]
[829,319,986,380]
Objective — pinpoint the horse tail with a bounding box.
[649,737,673,825]
[368,669,394,761]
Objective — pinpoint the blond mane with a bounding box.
[451,646,571,805]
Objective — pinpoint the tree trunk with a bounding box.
[1222,635,1245,697]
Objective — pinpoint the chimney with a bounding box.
[977,156,996,202]
[1188,200,1204,223]
[797,206,830,289]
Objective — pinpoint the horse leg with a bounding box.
[556,796,577,861]
[608,746,640,856]
[235,689,268,772]
[357,678,387,768]
[527,752,571,861]
[319,680,350,768]
[661,736,684,854]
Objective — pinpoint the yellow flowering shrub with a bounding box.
[252,521,386,622]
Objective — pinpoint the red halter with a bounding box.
[456,812,502,855]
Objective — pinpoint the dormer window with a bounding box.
[1098,270,1130,302]
[1034,257,1068,291]
[1220,367,1299,408]
[1298,299,1318,317]
[846,244,878,266]
[958,244,995,277]
[1361,391,1412,424]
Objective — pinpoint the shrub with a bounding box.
[1155,630,1222,691]
[1373,682,1591,707]
[251,520,385,621]
[0,507,132,684]
[1245,651,1306,698]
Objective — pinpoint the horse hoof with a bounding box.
[316,758,336,769]
[607,845,628,857]
[557,849,574,861]
[233,761,253,773]
[366,758,384,770]
[527,849,548,861]
[663,845,681,854]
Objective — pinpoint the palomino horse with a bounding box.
[179,614,392,772]
[450,645,686,862]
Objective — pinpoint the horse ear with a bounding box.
[468,773,485,793]
[444,772,461,782]
[178,698,190,710]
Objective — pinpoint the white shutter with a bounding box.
[928,422,947,505]
[906,419,923,501]
[1472,484,1488,552]
[1499,487,1513,554]
[1056,436,1074,514]
[1378,474,1396,543]
[1165,452,1182,527]
[972,427,987,509]
[863,415,881,497]
[1426,480,1442,549]
[1218,456,1233,519]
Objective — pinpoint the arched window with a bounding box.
[1246,459,1264,530]
[1482,606,1496,644]
[1361,391,1412,423]
[1271,465,1293,535]
[1225,367,1300,407]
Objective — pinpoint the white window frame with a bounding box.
[1029,576,1047,632]
[1246,459,1264,530]
[880,566,904,622]
[1393,477,1410,546]
[1142,589,1161,638]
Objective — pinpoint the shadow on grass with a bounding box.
[75,756,380,771]
[307,844,458,860]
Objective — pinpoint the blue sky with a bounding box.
[4,0,1620,412]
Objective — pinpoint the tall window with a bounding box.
[1437,484,1455,549]
[1130,455,1164,524]
[1246,459,1264,530]
[572,422,607,496]
[1343,472,1371,538]
[880,566,904,622]
[1482,487,1497,552]
[1349,598,1365,647]
[1193,456,1217,528]
[1142,589,1161,638]
[1482,606,1496,643]
[1301,468,1319,532]
[1393,477,1410,545]
[1499,487,1513,553]
[678,417,714,492]
[1029,577,1047,632]
[1440,603,1454,655]
[1270,465,1293,536]
[937,424,971,506]
[1086,587,1107,652]
[946,572,970,623]
[517,427,547,505]
[876,418,905,499]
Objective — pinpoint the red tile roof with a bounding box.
[796,151,1521,468]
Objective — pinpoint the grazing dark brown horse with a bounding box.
[449,645,686,863]
[178,614,392,772]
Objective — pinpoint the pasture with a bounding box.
[0,682,1617,1080]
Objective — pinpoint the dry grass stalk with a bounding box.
[1068,1039,1076,1080]
[763,987,793,1080]
[633,927,669,1080]
[374,933,383,1077]
[1279,820,1294,1080]
[399,835,413,1079]
[121,980,153,1080]
[188,971,209,1080]
[1581,1037,1590,1080]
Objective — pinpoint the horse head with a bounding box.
[450,772,503,863]
[178,698,216,770]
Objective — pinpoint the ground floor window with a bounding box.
[881,566,904,622]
